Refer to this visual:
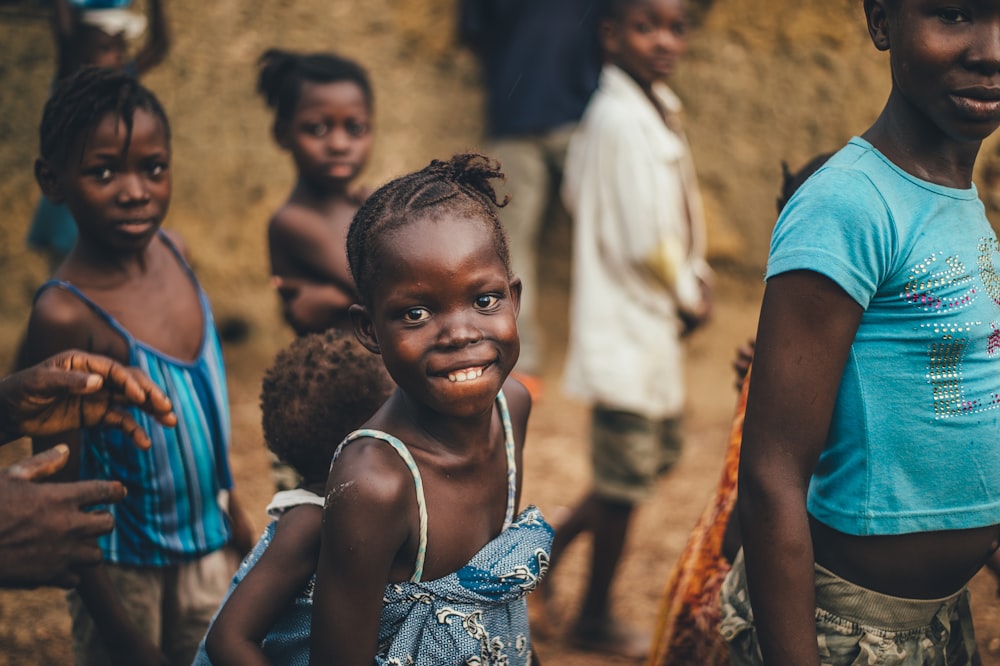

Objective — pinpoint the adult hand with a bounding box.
[0,350,177,448]
[0,445,125,589]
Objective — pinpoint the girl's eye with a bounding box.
[346,120,369,138]
[632,20,653,34]
[90,167,114,182]
[148,163,168,177]
[938,8,969,22]
[475,294,501,310]
[306,123,329,137]
[404,307,430,322]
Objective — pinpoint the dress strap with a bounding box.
[496,390,517,530]
[34,280,133,342]
[332,429,429,583]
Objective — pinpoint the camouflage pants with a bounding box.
[720,549,978,666]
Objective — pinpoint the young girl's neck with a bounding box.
[864,90,982,189]
[389,389,500,458]
[67,233,160,282]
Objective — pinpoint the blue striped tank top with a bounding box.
[34,236,234,566]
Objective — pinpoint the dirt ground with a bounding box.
[0,241,998,665]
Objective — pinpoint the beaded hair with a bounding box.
[260,329,393,483]
[257,48,373,126]
[39,66,170,169]
[346,153,512,305]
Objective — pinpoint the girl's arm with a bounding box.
[273,276,355,336]
[51,0,76,80]
[205,505,322,666]
[738,270,862,666]
[269,209,358,297]
[310,443,415,666]
[133,0,169,75]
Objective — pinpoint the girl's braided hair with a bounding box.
[257,48,373,126]
[346,153,512,305]
[40,66,170,168]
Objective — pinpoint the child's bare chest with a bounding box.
[412,446,512,579]
[78,261,205,363]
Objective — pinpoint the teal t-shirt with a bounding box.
[767,137,1000,536]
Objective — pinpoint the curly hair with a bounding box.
[260,329,392,483]
[40,66,170,169]
[257,48,373,126]
[346,153,511,305]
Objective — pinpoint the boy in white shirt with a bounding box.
[546,0,711,658]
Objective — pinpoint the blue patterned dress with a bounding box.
[332,391,553,666]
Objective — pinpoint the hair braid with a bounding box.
[346,153,512,305]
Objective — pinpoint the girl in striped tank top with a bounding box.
[21,68,254,666]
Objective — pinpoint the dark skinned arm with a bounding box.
[310,444,414,665]
[273,276,355,335]
[133,0,169,75]
[206,505,321,665]
[738,270,862,666]
[269,210,358,298]
[51,0,76,80]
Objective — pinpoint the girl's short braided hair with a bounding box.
[40,66,170,169]
[346,153,512,305]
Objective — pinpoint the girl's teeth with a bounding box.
[448,367,484,383]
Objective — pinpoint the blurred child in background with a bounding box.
[195,330,392,665]
[543,0,711,659]
[258,49,374,337]
[21,68,252,666]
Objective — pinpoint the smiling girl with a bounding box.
[309,154,552,666]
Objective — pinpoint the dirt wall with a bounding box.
[1,0,998,357]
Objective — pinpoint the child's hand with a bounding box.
[225,490,256,559]
[0,350,177,448]
[732,338,755,391]
[273,276,354,335]
[0,445,126,589]
[680,278,713,337]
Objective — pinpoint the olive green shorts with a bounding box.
[591,407,683,504]
[720,549,979,666]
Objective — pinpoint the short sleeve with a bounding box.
[766,167,897,310]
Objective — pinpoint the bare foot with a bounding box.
[569,617,651,661]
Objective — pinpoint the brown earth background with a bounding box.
[1,0,1000,663]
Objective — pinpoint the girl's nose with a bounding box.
[327,127,351,152]
[968,20,1000,72]
[438,312,484,347]
[117,173,150,204]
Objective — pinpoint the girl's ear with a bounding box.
[35,158,66,203]
[864,0,891,52]
[508,276,522,319]
[350,303,381,355]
